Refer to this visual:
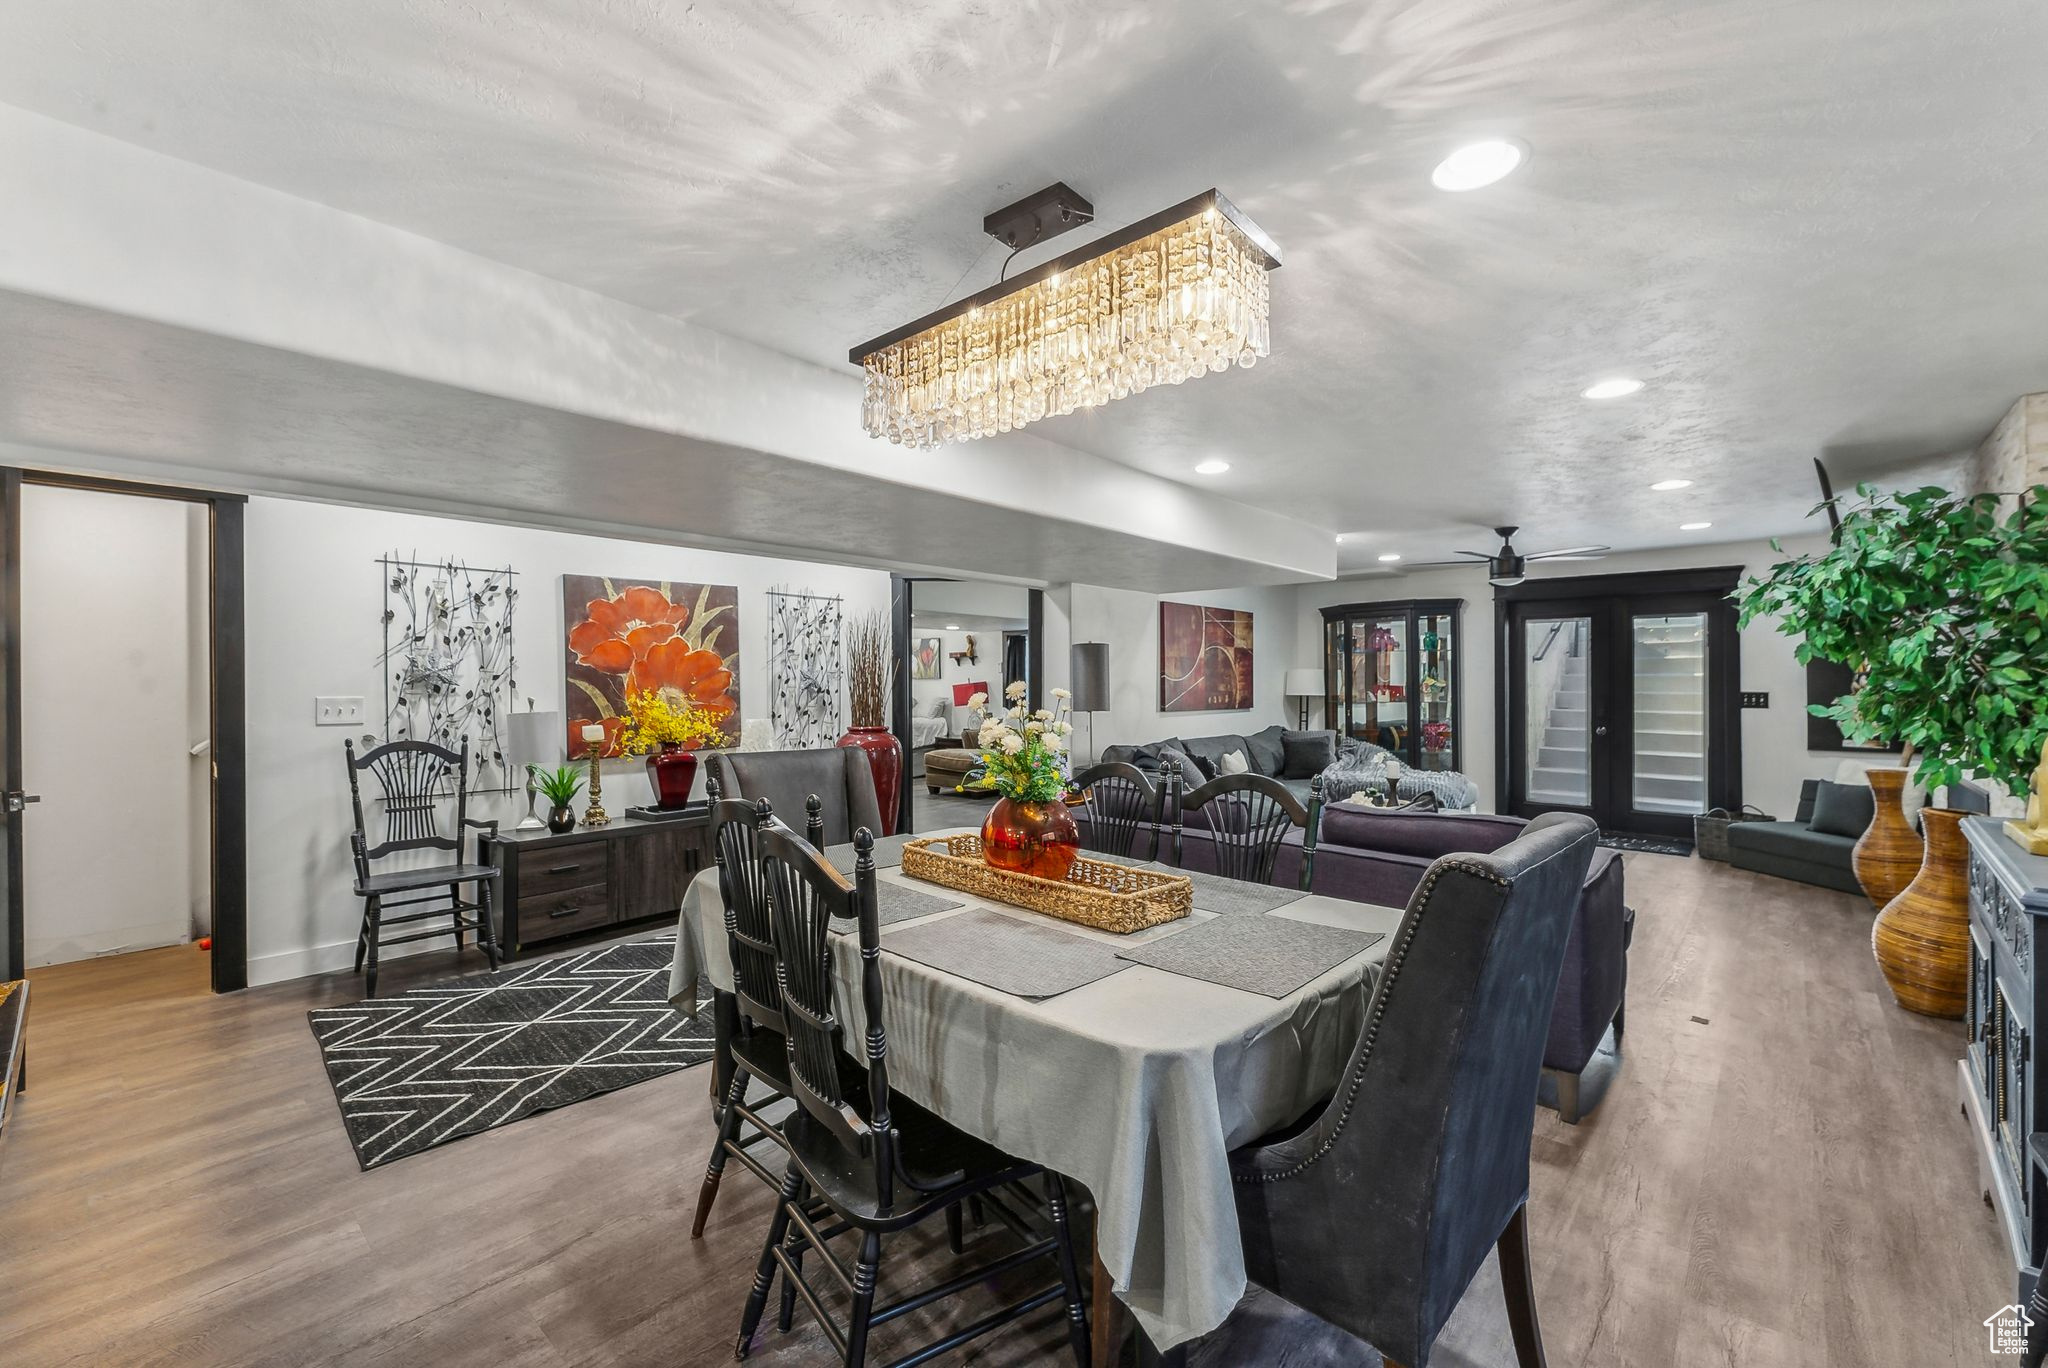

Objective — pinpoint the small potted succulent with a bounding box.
[530,763,586,834]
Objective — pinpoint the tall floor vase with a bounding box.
[1871,807,1970,1018]
[836,725,903,836]
[1851,768,1922,909]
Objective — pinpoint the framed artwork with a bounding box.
[380,555,518,791]
[563,576,739,758]
[1159,601,1255,712]
[768,589,844,749]
[912,636,942,680]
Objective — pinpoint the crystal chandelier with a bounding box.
[851,188,1281,449]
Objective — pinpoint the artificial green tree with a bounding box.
[1738,483,2048,799]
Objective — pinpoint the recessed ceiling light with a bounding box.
[1431,139,1526,192]
[1334,535,1346,543]
[1194,459,1231,475]
[947,623,961,629]
[1650,478,1693,492]
[1680,521,1712,531]
[1378,553,1403,563]
[1582,378,1644,400]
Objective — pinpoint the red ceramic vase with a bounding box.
[836,725,903,836]
[645,744,698,810]
[981,796,1081,881]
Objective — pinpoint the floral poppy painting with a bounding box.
[562,577,739,758]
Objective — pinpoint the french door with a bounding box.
[1502,574,1741,838]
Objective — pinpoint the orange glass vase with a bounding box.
[981,797,1081,881]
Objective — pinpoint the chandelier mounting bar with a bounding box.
[981,181,1095,253]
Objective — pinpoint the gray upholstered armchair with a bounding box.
[1225,813,1600,1368]
[706,748,883,847]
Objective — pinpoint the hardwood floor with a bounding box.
[0,853,2005,1366]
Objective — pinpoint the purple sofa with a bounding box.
[1099,801,1630,1124]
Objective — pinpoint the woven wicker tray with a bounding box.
[899,835,1192,935]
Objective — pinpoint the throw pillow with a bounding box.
[1244,724,1288,776]
[1218,748,1250,776]
[1281,730,1338,780]
[1155,746,1202,782]
[1810,779,1876,839]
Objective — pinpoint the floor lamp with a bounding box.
[1284,667,1324,731]
[1070,642,1109,765]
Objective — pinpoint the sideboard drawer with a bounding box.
[520,881,614,942]
[517,844,612,899]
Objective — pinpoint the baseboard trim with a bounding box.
[247,932,442,988]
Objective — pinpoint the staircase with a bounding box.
[1630,616,1707,815]
[1527,644,1591,805]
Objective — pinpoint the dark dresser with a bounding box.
[1963,816,2048,1303]
[481,807,712,960]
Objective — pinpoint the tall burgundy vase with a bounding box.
[836,725,903,836]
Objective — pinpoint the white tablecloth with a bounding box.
[666,829,1398,1349]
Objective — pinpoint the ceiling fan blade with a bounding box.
[1404,557,1492,568]
[1526,545,1611,560]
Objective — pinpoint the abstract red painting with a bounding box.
[1158,601,1254,712]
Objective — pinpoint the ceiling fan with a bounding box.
[1409,526,1610,586]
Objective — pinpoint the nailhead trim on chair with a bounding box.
[1234,858,1512,1185]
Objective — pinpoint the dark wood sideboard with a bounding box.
[1963,816,2048,1304]
[481,807,712,961]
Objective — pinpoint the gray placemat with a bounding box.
[825,833,913,873]
[1115,916,1384,998]
[1136,863,1309,916]
[880,909,1134,999]
[830,878,965,934]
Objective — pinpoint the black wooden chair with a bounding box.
[735,825,1091,1368]
[1166,760,1323,891]
[709,748,884,846]
[343,738,500,997]
[1221,812,1600,1368]
[1069,761,1164,862]
[691,781,833,1239]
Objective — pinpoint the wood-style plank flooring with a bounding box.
[0,852,2006,1366]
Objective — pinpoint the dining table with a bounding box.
[665,827,1402,1353]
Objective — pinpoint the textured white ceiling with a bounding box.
[2,0,2043,572]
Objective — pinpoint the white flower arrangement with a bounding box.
[977,684,1074,802]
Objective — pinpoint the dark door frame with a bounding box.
[2,469,247,993]
[888,576,1042,835]
[1495,566,1743,836]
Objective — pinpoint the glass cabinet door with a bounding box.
[1416,608,1457,772]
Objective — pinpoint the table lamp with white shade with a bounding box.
[506,707,562,830]
[1283,667,1325,731]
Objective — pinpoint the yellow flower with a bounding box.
[614,688,726,756]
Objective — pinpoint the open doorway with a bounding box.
[891,577,1042,834]
[0,470,246,994]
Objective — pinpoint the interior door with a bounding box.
[1,468,23,984]
[1508,588,1736,837]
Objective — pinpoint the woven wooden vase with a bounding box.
[1851,768,1922,909]
[1871,807,1969,1018]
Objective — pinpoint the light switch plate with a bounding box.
[1739,691,1770,709]
[315,696,366,726]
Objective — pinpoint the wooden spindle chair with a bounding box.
[1068,761,1164,862]
[1166,759,1323,890]
[735,825,1091,1368]
[342,738,501,997]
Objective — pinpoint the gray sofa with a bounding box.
[1724,779,1864,894]
[1101,725,1353,807]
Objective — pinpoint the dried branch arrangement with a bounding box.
[846,610,895,729]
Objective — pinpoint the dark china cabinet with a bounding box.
[1320,599,1463,775]
[1964,817,2048,1304]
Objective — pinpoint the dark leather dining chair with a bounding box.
[1167,760,1323,891]
[735,826,1091,1368]
[709,748,884,846]
[1224,812,1600,1368]
[1069,761,1164,861]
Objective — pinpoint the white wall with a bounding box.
[908,629,1015,727]
[1057,582,1299,757]
[1288,535,1840,818]
[245,497,890,986]
[21,486,208,965]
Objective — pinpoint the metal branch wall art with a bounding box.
[380,555,518,791]
[768,589,844,748]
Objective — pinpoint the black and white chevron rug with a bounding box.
[308,938,713,1170]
